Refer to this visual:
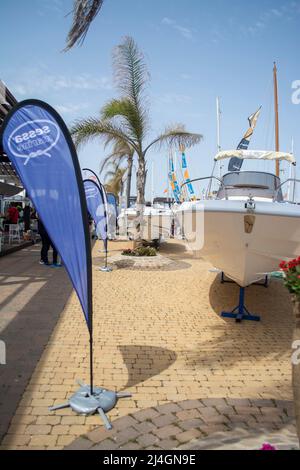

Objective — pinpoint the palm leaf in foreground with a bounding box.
[65,0,104,51]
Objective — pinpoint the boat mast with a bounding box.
[273,62,280,176]
[151,160,154,205]
[216,97,222,177]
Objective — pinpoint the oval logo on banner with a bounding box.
[85,186,98,198]
[7,119,60,165]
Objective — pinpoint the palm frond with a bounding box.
[101,98,145,141]
[104,165,127,197]
[65,0,104,51]
[112,36,149,134]
[100,152,126,174]
[144,124,203,155]
[100,138,134,175]
[70,117,139,153]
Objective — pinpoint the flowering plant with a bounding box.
[279,257,300,297]
[260,442,277,450]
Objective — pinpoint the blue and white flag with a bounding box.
[228,106,261,172]
[84,178,107,246]
[0,100,92,328]
[181,151,195,200]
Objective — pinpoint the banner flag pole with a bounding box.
[83,177,112,272]
[1,100,129,429]
[82,168,112,272]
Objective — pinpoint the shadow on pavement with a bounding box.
[0,246,73,443]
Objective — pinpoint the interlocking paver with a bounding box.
[1,240,298,450]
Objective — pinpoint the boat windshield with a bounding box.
[217,171,283,201]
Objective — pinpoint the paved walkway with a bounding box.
[0,239,297,449]
[0,245,72,442]
[66,398,298,450]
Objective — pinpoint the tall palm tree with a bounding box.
[72,36,202,210]
[100,140,134,209]
[65,0,104,51]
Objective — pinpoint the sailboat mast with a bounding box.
[273,62,280,176]
[216,97,222,177]
[216,96,221,152]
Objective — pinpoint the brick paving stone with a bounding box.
[51,425,70,435]
[24,425,51,435]
[158,438,179,449]
[2,434,31,446]
[112,427,140,445]
[179,399,203,410]
[134,409,160,422]
[120,443,141,450]
[65,437,93,450]
[200,424,230,435]
[90,440,119,450]
[198,407,219,418]
[153,424,181,439]
[30,435,58,447]
[61,416,85,425]
[226,398,251,407]
[133,421,156,434]
[152,413,177,428]
[250,399,275,408]
[112,415,138,430]
[201,415,230,425]
[86,427,116,444]
[201,398,227,407]
[176,409,201,421]
[179,418,204,431]
[155,403,181,414]
[176,429,202,443]
[136,433,158,447]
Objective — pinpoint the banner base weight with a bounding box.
[49,381,131,430]
[99,266,113,272]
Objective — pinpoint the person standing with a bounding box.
[37,217,61,267]
[23,204,31,232]
[5,203,19,224]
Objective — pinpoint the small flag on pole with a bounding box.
[228,106,261,171]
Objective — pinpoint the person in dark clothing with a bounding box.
[38,218,61,267]
[23,205,31,232]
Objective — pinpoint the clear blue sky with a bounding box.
[1,0,300,199]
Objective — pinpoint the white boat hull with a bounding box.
[176,200,300,287]
[118,209,173,241]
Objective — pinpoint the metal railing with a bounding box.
[273,178,300,203]
[180,176,224,200]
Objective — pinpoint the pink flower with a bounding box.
[260,442,277,450]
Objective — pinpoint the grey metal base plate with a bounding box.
[49,381,131,430]
[99,266,113,272]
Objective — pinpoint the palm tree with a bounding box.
[100,140,134,209]
[103,164,126,200]
[65,0,104,51]
[72,36,202,212]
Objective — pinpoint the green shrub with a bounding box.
[134,246,157,257]
[121,246,157,257]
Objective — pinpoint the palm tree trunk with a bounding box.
[135,154,147,243]
[292,294,300,445]
[136,154,146,205]
[125,155,133,209]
